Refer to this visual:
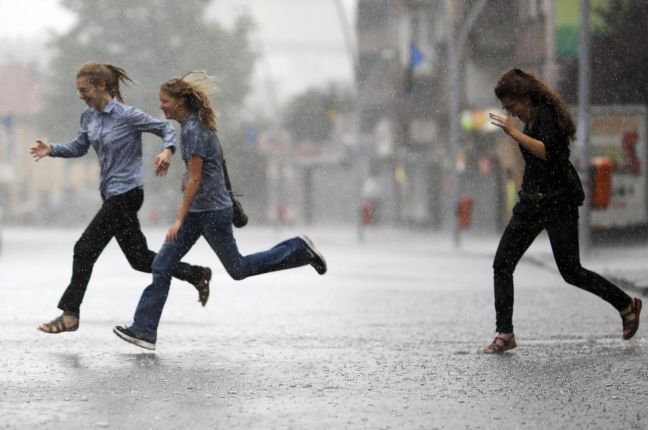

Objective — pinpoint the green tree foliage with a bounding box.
[590,0,648,104]
[42,0,256,141]
[39,0,257,221]
[281,84,352,143]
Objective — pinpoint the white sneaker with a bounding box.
[113,325,156,351]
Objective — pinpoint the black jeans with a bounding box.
[58,187,203,315]
[492,203,631,333]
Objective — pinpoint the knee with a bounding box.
[227,269,247,281]
[220,259,247,281]
[129,260,149,273]
[151,254,171,277]
[127,252,153,273]
[558,267,582,285]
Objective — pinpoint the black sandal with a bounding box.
[483,334,516,354]
[194,267,212,307]
[38,313,79,334]
[621,297,642,340]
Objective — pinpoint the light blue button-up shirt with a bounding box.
[50,98,176,200]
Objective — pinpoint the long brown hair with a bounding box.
[76,62,134,103]
[160,75,217,131]
[494,68,576,142]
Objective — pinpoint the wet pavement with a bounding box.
[0,226,647,429]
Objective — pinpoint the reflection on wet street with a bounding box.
[1,227,646,429]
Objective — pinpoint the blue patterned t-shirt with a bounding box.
[180,114,232,212]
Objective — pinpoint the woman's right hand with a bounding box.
[30,139,52,161]
[165,219,183,242]
[489,113,517,136]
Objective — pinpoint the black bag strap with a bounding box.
[219,144,234,193]
[222,158,234,193]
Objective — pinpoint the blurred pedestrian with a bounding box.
[113,72,327,350]
[30,62,212,334]
[484,68,641,353]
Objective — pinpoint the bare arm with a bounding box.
[166,156,203,242]
[490,113,546,160]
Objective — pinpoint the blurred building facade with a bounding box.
[353,0,560,232]
[0,63,101,225]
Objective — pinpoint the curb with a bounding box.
[525,255,648,298]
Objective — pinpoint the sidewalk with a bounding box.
[518,234,648,297]
[351,225,648,297]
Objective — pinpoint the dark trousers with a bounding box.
[492,204,631,333]
[58,187,202,315]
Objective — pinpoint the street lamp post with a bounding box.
[577,0,591,253]
[448,0,488,246]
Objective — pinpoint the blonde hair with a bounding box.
[160,72,217,131]
[77,62,134,103]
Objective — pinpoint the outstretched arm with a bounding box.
[30,139,53,161]
[30,129,92,161]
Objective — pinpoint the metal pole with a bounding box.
[449,0,488,246]
[333,0,358,68]
[449,37,461,245]
[543,0,557,86]
[333,0,365,239]
[577,0,591,253]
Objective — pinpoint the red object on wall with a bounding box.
[591,157,614,209]
[361,202,374,226]
[456,195,474,229]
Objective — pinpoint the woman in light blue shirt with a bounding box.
[30,62,212,334]
[113,73,327,350]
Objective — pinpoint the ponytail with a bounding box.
[77,62,134,103]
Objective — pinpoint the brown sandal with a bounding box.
[194,267,212,307]
[38,313,79,334]
[621,297,642,340]
[483,334,517,354]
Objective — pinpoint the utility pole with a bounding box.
[334,0,369,240]
[448,0,488,246]
[543,0,558,86]
[333,0,358,69]
[577,0,591,253]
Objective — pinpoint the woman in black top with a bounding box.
[484,68,641,353]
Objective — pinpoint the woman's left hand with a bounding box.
[166,219,182,242]
[154,150,172,177]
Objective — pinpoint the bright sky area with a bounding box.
[0,0,357,111]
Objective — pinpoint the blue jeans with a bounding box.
[130,206,312,341]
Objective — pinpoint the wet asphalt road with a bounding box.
[0,227,646,429]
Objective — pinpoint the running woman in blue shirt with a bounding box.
[113,73,327,350]
[30,63,212,334]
